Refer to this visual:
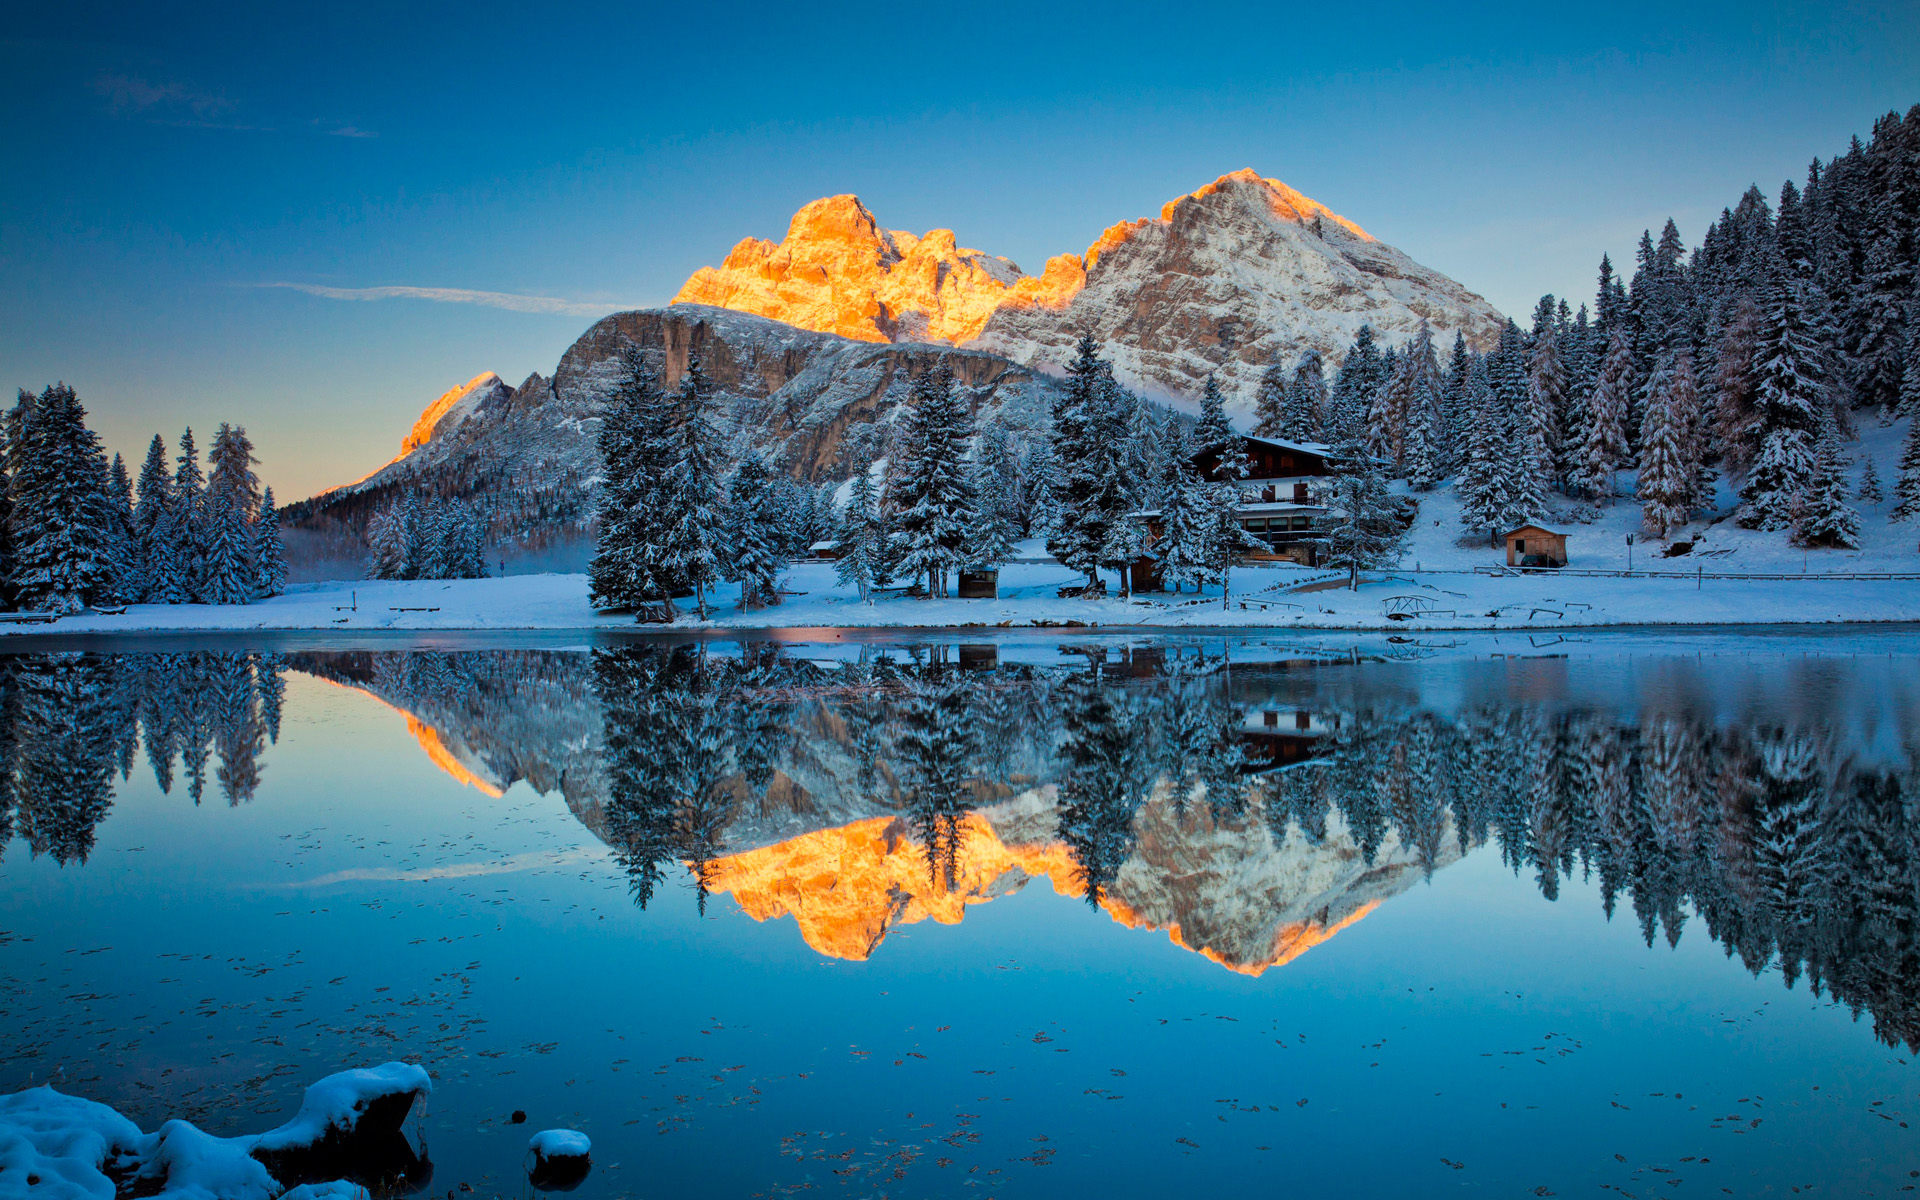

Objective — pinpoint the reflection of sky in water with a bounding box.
[2,639,1919,1197]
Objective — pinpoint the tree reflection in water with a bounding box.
[3,642,1919,1051]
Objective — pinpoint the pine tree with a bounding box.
[1328,326,1382,441]
[589,345,659,610]
[1637,353,1692,538]
[1891,415,1920,522]
[973,419,1025,556]
[134,435,181,604]
[7,385,118,613]
[1527,311,1569,486]
[1251,358,1289,438]
[173,427,206,601]
[1576,329,1634,499]
[1796,426,1861,548]
[200,423,260,604]
[657,357,725,617]
[1714,297,1765,472]
[1201,481,1262,609]
[1046,335,1133,592]
[107,453,136,602]
[254,486,286,597]
[1322,429,1404,590]
[363,501,410,580]
[724,452,787,609]
[1739,285,1827,530]
[1154,457,1210,593]
[892,360,977,597]
[1900,321,1920,419]
[1282,349,1329,442]
[1858,454,1885,504]
[1194,374,1235,463]
[1458,373,1508,544]
[835,469,885,602]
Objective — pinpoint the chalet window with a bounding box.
[1295,712,1310,730]
[1280,454,1294,470]
[1292,482,1308,502]
[1516,539,1527,553]
[1264,711,1278,727]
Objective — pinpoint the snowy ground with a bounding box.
[6,417,1916,637]
[2,555,1916,637]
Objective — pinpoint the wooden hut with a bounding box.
[1504,524,1569,567]
[957,568,999,599]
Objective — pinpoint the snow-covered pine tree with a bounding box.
[1900,320,1920,419]
[1372,349,1415,472]
[1283,350,1329,443]
[657,356,726,617]
[834,468,885,603]
[133,434,180,603]
[1201,480,1262,609]
[1575,329,1634,500]
[1526,306,1569,487]
[1637,353,1692,538]
[107,453,137,602]
[1739,285,1827,530]
[200,423,261,604]
[1858,454,1884,504]
[1194,374,1235,462]
[1154,456,1210,593]
[967,453,1018,570]
[7,385,118,613]
[1713,297,1764,472]
[589,345,658,609]
[1405,377,1446,491]
[1497,396,1547,530]
[892,360,977,598]
[1045,335,1133,592]
[1890,414,1920,522]
[1322,428,1404,590]
[1328,325,1382,442]
[173,427,206,600]
[975,419,1027,545]
[1124,401,1168,511]
[254,486,286,598]
[1852,225,1911,411]
[1458,372,1508,544]
[1669,350,1714,510]
[453,504,491,578]
[1252,358,1289,438]
[724,452,787,609]
[363,501,410,580]
[1442,332,1473,454]
[1795,425,1861,548]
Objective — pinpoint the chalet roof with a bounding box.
[1503,524,1567,539]
[1241,434,1333,456]
[1131,500,1326,519]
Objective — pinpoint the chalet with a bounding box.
[1504,524,1569,567]
[1238,708,1331,774]
[1131,435,1338,588]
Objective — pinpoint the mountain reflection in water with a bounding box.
[5,640,1920,1052]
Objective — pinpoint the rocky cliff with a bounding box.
[670,170,1506,408]
[287,305,1056,548]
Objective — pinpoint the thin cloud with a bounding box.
[324,125,378,138]
[93,72,235,119]
[254,282,636,317]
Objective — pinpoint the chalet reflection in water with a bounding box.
[3,643,1920,1051]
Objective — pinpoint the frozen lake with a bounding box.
[3,630,1919,1197]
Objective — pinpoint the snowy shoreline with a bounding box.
[0,562,1916,638]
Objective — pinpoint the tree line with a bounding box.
[1251,104,1920,547]
[0,386,285,614]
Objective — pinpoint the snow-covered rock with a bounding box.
[526,1130,589,1160]
[669,170,1507,410]
[0,1063,429,1200]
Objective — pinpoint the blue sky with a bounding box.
[3,1,1916,498]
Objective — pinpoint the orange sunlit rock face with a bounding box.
[671,195,1028,345]
[700,787,1451,974]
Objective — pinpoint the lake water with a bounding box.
[3,631,1919,1198]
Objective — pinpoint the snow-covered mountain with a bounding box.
[673,169,1507,407]
[286,305,1054,552]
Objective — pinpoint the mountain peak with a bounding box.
[669,174,1499,402]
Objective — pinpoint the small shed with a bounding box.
[1505,524,1569,567]
[957,568,999,599]
[808,540,845,561]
